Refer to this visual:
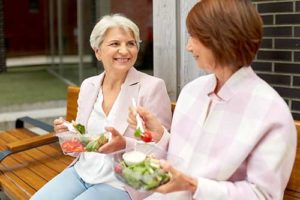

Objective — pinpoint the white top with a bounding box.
[74,86,125,190]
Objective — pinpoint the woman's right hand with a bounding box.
[128,106,164,142]
[53,117,68,133]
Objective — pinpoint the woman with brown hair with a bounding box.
[122,0,297,199]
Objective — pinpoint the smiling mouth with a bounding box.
[114,58,130,63]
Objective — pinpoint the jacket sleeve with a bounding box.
[193,116,297,200]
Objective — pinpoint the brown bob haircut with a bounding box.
[186,0,263,68]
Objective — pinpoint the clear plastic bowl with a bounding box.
[111,144,180,191]
[56,131,111,154]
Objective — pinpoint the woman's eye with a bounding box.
[127,41,137,47]
[109,42,119,47]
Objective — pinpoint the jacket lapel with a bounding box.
[80,73,104,127]
[109,68,140,135]
[80,68,140,135]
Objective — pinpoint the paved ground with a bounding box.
[0,100,66,132]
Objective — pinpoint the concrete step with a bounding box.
[0,100,66,113]
[0,101,66,132]
[0,116,63,134]
[0,107,65,122]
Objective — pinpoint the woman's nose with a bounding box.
[118,44,129,54]
[186,38,192,52]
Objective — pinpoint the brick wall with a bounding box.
[252,0,300,120]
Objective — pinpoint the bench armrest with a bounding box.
[7,133,58,151]
[0,133,58,161]
[15,116,54,132]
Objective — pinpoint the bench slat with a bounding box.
[7,133,57,152]
[0,173,33,200]
[0,129,73,199]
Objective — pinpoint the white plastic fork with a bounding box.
[131,98,145,133]
[63,121,77,133]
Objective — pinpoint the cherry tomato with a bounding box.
[141,131,152,142]
[114,164,123,174]
[61,139,84,152]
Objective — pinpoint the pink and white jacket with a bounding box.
[147,66,297,200]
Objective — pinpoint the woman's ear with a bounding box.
[95,48,102,61]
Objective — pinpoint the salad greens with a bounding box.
[72,122,86,135]
[134,128,153,143]
[115,156,171,190]
[60,133,109,153]
[134,128,143,138]
[84,135,108,152]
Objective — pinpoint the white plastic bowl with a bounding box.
[56,131,111,154]
[111,144,181,191]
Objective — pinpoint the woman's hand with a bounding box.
[128,106,164,142]
[97,127,126,153]
[53,117,68,133]
[154,160,198,194]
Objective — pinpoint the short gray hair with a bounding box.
[90,14,141,50]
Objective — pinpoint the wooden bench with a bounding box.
[0,86,299,199]
[0,86,80,199]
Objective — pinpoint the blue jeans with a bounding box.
[30,167,131,200]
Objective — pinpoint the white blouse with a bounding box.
[74,86,125,190]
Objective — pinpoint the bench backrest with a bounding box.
[66,86,80,122]
[287,121,300,192]
[65,86,300,195]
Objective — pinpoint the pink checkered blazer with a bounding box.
[147,66,297,200]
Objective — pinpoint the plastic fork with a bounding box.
[131,98,145,133]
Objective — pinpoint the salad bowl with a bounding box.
[56,131,111,154]
[111,144,180,191]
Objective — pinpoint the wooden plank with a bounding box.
[20,147,71,173]
[7,122,74,166]
[7,133,58,152]
[286,121,300,194]
[0,129,73,199]
[0,173,32,200]
[0,154,42,198]
[0,132,48,190]
[284,189,300,200]
[66,86,79,121]
[0,130,72,173]
[7,129,74,166]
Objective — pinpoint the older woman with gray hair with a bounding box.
[31,14,172,200]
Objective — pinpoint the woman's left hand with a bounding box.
[97,127,126,153]
[154,160,198,194]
